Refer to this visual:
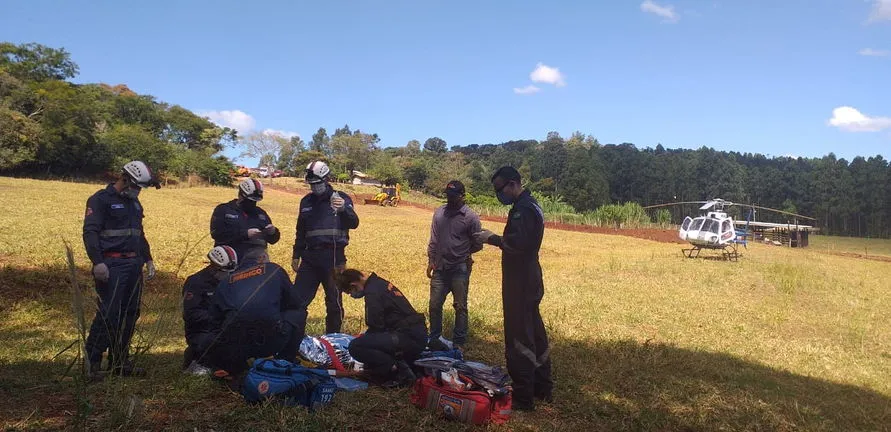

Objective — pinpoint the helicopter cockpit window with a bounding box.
[721,220,733,239]
[702,219,720,234]
[690,218,705,231]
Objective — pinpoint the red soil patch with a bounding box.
[820,251,891,263]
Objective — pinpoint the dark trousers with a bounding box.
[85,257,144,368]
[207,319,299,374]
[502,259,553,405]
[294,249,344,335]
[348,326,427,378]
[185,331,217,365]
[429,263,470,345]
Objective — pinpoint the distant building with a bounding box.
[350,170,382,186]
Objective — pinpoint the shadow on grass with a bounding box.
[2,264,889,431]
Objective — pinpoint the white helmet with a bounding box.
[122,161,159,189]
[207,245,238,271]
[238,178,264,201]
[305,161,330,184]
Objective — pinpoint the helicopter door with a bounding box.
[720,219,734,243]
[679,217,693,240]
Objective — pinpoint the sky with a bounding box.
[2,0,890,166]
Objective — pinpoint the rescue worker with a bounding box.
[207,253,303,374]
[426,180,482,351]
[335,269,427,387]
[210,178,280,263]
[473,166,553,411]
[292,161,359,336]
[82,160,160,380]
[181,245,238,371]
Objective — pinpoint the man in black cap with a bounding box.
[426,180,481,351]
[474,166,553,411]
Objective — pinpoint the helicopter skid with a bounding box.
[682,243,741,261]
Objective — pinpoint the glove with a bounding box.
[264,224,277,235]
[247,228,263,239]
[426,262,435,279]
[330,195,345,213]
[145,260,156,281]
[92,263,109,282]
[473,229,495,245]
[291,258,300,273]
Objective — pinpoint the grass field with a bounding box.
[810,234,891,258]
[1,177,890,431]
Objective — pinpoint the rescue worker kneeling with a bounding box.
[181,245,238,371]
[335,269,427,387]
[207,254,303,374]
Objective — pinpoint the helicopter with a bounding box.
[644,198,817,261]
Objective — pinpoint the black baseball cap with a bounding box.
[445,180,465,195]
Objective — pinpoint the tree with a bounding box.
[0,106,40,170]
[239,131,289,167]
[370,151,403,183]
[99,124,174,172]
[333,124,352,137]
[424,137,447,153]
[0,42,79,81]
[405,139,421,157]
[310,127,331,155]
[277,136,306,175]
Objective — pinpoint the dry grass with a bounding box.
[810,234,891,258]
[0,177,890,431]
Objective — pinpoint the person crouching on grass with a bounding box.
[335,269,427,388]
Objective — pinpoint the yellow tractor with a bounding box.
[369,183,400,207]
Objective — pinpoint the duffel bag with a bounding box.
[410,374,512,425]
[242,358,336,411]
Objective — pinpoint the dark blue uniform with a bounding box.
[347,273,427,378]
[208,260,302,373]
[210,199,280,261]
[292,188,359,334]
[182,266,221,365]
[82,184,153,368]
[486,189,553,407]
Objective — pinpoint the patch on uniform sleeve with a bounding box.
[184,291,194,301]
[229,265,265,283]
[386,283,403,297]
[225,214,239,219]
[512,212,522,219]
[301,207,312,213]
[259,214,267,221]
[85,207,93,217]
[111,203,125,209]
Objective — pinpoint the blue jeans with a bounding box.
[428,263,469,346]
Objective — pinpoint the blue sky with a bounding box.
[2,0,890,166]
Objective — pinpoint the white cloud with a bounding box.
[868,0,891,23]
[513,85,541,95]
[199,109,256,132]
[529,63,566,87]
[262,129,300,139]
[828,106,891,132]
[859,48,890,56]
[641,0,679,23]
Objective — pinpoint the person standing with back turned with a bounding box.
[473,166,553,412]
[292,161,359,337]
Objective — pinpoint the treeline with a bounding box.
[0,42,237,185]
[261,128,888,238]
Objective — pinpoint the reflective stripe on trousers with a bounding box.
[305,229,347,238]
[99,228,142,237]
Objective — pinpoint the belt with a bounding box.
[103,251,138,258]
[99,228,142,238]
